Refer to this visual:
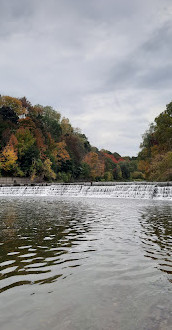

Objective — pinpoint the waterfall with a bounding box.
[0,183,172,200]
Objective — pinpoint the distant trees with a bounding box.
[0,93,141,182]
[0,95,68,180]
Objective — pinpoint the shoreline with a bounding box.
[0,181,172,187]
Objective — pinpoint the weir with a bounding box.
[0,182,172,200]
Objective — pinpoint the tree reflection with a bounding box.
[139,205,172,282]
[0,199,95,292]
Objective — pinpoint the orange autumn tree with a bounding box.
[0,144,18,174]
[8,134,18,151]
[56,141,70,164]
[83,152,105,180]
[34,129,46,159]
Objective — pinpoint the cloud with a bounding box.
[1,0,172,155]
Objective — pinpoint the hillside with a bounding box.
[138,101,172,181]
[0,95,138,182]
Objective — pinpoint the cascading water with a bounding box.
[0,183,172,200]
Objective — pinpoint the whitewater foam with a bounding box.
[0,183,171,200]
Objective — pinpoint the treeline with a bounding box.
[0,95,139,182]
[138,101,172,181]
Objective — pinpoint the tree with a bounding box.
[113,164,122,180]
[103,152,118,164]
[138,160,150,179]
[139,123,156,160]
[104,171,114,181]
[0,106,19,124]
[0,93,132,182]
[42,106,61,141]
[34,128,46,159]
[61,117,73,136]
[0,145,19,175]
[113,152,122,161]
[56,141,70,164]
[43,158,56,181]
[131,171,145,180]
[19,96,32,111]
[8,134,18,151]
[15,128,35,157]
[148,152,172,181]
[138,101,172,181]
[18,117,36,131]
[83,152,105,180]
[19,145,40,176]
[80,162,91,179]
[154,105,172,152]
[0,96,23,115]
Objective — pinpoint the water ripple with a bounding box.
[0,198,99,292]
[0,198,172,296]
[139,205,172,283]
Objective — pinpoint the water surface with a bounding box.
[0,197,172,330]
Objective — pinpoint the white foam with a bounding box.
[0,184,171,200]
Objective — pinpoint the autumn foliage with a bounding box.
[83,152,105,179]
[0,94,138,182]
[138,101,172,181]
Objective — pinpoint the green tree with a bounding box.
[16,128,35,157]
[43,158,56,181]
[119,162,131,180]
[113,164,122,180]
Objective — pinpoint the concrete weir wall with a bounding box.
[93,181,172,187]
[0,177,33,185]
[0,177,171,187]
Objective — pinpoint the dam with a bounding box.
[0,182,171,200]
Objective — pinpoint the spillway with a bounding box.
[0,183,172,200]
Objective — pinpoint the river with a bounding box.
[0,197,172,330]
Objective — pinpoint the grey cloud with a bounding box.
[1,0,172,155]
[142,21,172,54]
[106,20,172,91]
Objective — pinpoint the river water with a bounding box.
[0,197,172,330]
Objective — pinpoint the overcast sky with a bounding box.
[1,0,172,156]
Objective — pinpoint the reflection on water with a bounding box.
[0,197,172,330]
[139,205,172,283]
[0,198,172,291]
[0,199,98,292]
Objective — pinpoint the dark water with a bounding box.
[0,197,171,330]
